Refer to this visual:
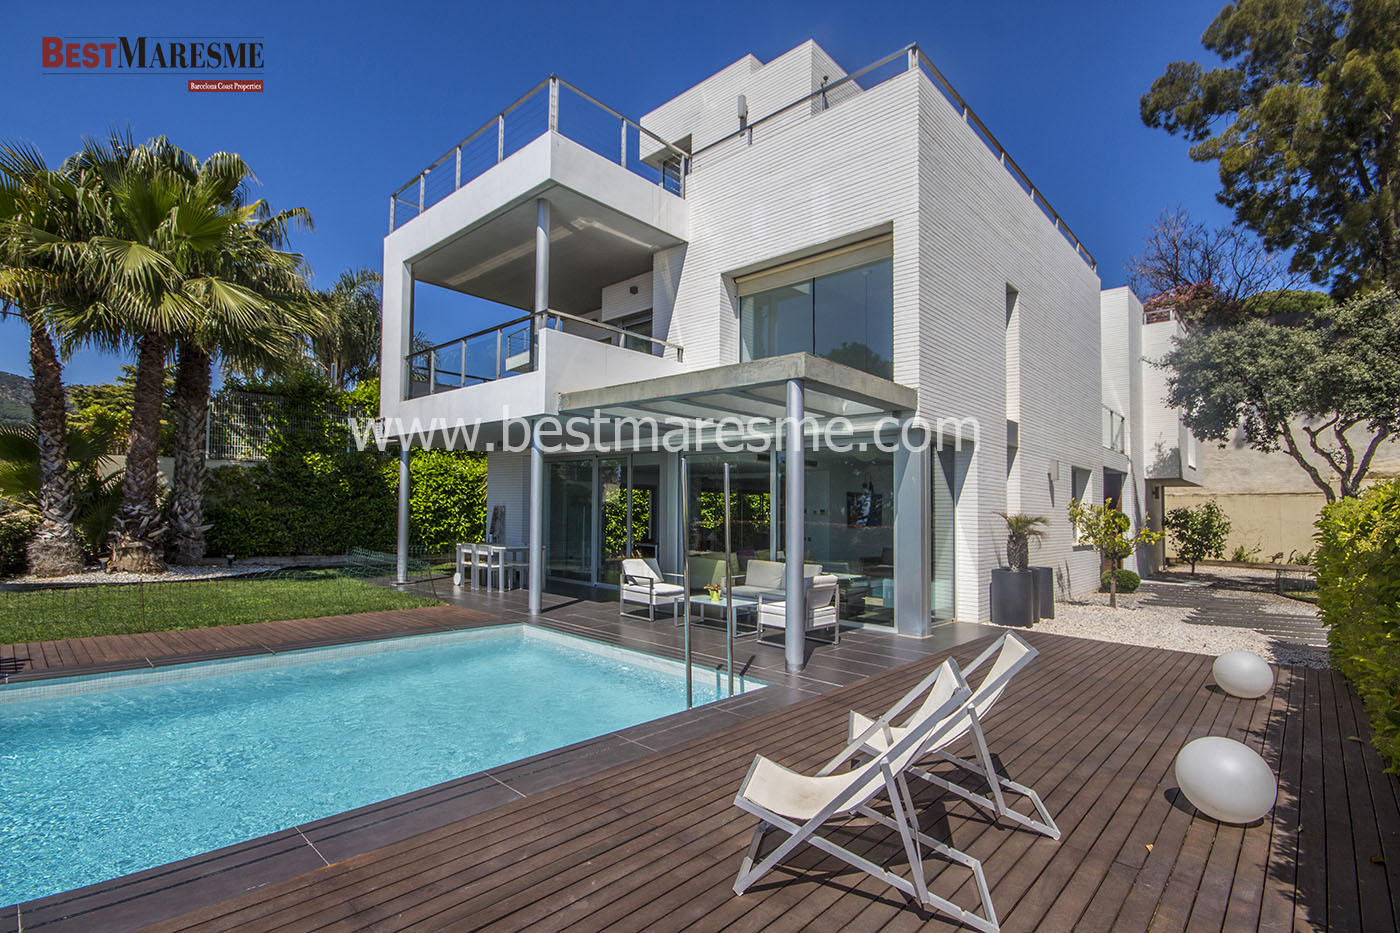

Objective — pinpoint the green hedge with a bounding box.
[203,376,484,558]
[397,449,486,552]
[1316,480,1400,770]
[0,512,39,576]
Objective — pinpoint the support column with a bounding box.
[783,379,806,673]
[893,423,932,636]
[396,444,411,585]
[531,198,550,371]
[535,198,550,314]
[527,195,551,615]
[528,430,544,615]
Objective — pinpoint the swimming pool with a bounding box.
[0,624,762,906]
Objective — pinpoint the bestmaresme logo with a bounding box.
[41,36,264,92]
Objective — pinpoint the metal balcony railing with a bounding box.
[1102,405,1127,453]
[389,77,691,231]
[405,309,684,399]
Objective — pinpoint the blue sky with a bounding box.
[0,0,1233,385]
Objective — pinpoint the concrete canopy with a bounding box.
[557,352,917,440]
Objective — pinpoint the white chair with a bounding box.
[756,574,840,644]
[619,557,685,622]
[732,659,998,932]
[848,632,1060,840]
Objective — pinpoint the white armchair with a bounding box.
[619,558,685,622]
[756,574,840,645]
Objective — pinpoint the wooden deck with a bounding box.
[107,630,1395,932]
[0,605,492,680]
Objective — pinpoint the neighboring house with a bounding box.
[1163,422,1400,561]
[1100,295,1203,573]
[377,40,1200,662]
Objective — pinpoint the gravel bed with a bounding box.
[1033,589,1331,669]
[6,563,283,586]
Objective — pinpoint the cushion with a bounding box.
[622,582,684,602]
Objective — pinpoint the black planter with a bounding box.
[1029,566,1055,619]
[990,568,1036,627]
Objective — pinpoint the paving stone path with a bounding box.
[1138,576,1329,647]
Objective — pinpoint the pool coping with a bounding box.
[3,606,989,932]
[0,606,489,685]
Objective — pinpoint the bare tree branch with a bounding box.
[1126,207,1303,321]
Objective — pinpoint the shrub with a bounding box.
[0,512,38,576]
[1100,569,1141,593]
[1229,543,1262,563]
[1164,500,1232,573]
[1315,480,1400,770]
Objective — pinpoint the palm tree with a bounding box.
[0,142,94,575]
[307,268,381,391]
[998,512,1049,572]
[166,200,318,564]
[0,422,124,555]
[56,135,230,571]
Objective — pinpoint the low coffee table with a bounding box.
[684,593,758,629]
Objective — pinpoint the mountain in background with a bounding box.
[0,371,33,425]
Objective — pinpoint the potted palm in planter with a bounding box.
[991,513,1048,626]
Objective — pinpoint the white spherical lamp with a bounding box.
[1212,650,1274,699]
[1174,736,1277,824]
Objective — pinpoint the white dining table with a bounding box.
[454,542,529,592]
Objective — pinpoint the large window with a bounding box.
[739,256,893,379]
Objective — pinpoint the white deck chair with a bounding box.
[733,660,999,932]
[849,632,1060,840]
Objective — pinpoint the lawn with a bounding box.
[0,571,439,644]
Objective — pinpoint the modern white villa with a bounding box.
[379,40,1202,670]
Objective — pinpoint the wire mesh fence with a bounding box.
[0,563,446,647]
[1276,566,1319,601]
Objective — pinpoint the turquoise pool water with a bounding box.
[0,625,761,906]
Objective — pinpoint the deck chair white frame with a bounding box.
[733,661,1000,932]
[849,631,1060,840]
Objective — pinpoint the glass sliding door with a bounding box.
[684,454,773,595]
[598,458,628,586]
[788,447,896,625]
[932,448,958,620]
[547,454,663,587]
[629,457,661,560]
[740,283,812,363]
[813,260,893,379]
[546,459,593,581]
[738,256,893,379]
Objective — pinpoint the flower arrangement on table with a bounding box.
[704,584,723,602]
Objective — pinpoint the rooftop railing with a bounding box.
[405,309,684,399]
[389,77,691,231]
[390,45,1096,268]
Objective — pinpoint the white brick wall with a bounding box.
[914,71,1104,616]
[485,451,530,546]
[662,70,920,374]
[641,41,850,159]
[1141,315,1202,486]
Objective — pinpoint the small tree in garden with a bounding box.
[1163,500,1232,574]
[1067,499,1163,608]
[998,513,1048,571]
